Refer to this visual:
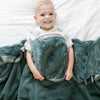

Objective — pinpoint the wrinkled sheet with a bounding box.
[0,0,100,47]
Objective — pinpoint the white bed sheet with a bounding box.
[0,0,100,47]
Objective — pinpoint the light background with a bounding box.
[0,0,100,47]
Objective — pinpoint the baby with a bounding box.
[24,0,74,81]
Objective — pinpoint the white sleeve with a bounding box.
[24,33,32,51]
[57,26,73,48]
[64,33,73,48]
[24,29,40,51]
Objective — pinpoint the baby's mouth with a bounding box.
[44,21,52,24]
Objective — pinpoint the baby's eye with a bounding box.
[40,14,45,16]
[49,13,53,15]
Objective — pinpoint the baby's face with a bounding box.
[34,4,57,31]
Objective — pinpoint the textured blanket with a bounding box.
[0,37,100,100]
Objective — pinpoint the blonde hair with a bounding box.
[34,0,54,15]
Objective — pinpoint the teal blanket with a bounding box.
[0,37,100,100]
[31,36,68,82]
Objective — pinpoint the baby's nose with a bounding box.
[45,15,49,18]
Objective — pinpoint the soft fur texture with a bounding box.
[73,37,100,83]
[0,37,100,100]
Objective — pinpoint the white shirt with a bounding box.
[24,26,73,51]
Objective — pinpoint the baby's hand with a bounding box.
[65,68,73,81]
[33,68,45,81]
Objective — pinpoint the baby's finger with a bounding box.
[65,76,71,81]
[39,76,45,81]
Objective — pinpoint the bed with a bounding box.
[0,0,100,100]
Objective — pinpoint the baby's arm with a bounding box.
[65,46,74,81]
[26,51,45,81]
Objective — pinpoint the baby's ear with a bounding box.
[34,16,37,21]
[55,13,57,18]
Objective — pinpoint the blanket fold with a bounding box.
[31,36,68,82]
[73,38,100,83]
[0,37,100,100]
[18,36,100,100]
[0,40,26,100]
